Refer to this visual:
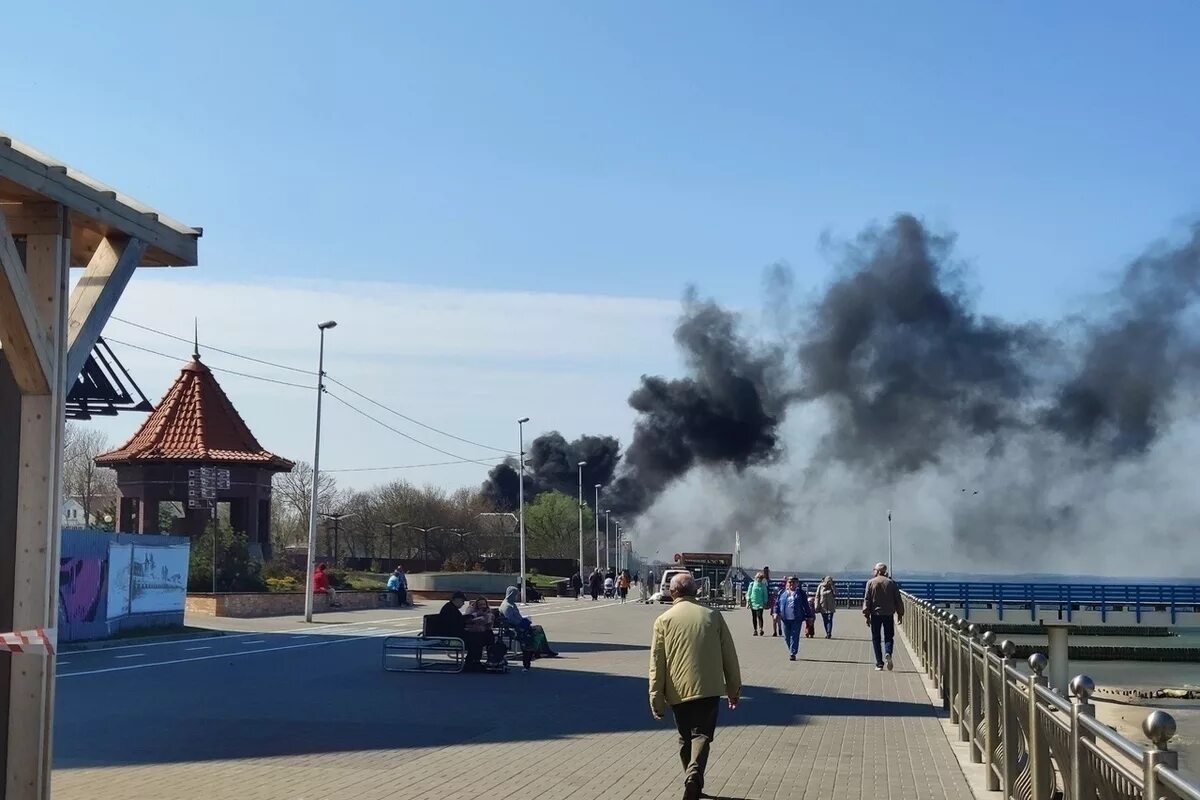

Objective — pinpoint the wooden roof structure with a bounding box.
[0,131,200,799]
[96,355,294,471]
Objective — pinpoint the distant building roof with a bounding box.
[95,355,294,471]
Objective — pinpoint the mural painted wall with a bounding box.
[107,542,133,620]
[130,545,188,613]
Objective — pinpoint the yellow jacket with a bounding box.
[648,597,742,715]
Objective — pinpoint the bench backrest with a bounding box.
[422,614,457,638]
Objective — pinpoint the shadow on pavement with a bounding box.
[54,627,936,768]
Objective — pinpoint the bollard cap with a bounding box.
[1000,639,1016,657]
[981,631,996,647]
[1143,710,1177,749]
[1028,652,1048,675]
[967,623,980,637]
[1070,675,1095,701]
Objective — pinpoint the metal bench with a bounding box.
[382,614,465,673]
[382,635,465,673]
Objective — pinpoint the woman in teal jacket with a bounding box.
[746,572,768,636]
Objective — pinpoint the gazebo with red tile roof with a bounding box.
[96,353,294,558]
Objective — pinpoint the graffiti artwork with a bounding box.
[59,558,106,625]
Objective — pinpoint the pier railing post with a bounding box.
[1069,675,1096,800]
[948,615,960,722]
[1028,654,1051,800]
[1141,710,1178,800]
[1000,640,1018,796]
[981,631,1000,791]
[956,618,969,735]
[968,626,983,756]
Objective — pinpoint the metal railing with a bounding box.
[902,591,1200,799]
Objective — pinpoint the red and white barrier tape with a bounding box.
[0,627,56,656]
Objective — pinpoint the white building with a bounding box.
[61,497,88,529]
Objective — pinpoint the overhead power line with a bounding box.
[103,337,314,390]
[324,390,502,468]
[110,316,316,375]
[324,458,507,473]
[109,316,513,455]
[324,376,512,454]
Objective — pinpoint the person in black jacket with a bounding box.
[588,568,603,601]
[437,591,486,671]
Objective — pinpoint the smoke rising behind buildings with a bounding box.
[485,214,1200,574]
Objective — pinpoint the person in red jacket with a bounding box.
[313,563,342,608]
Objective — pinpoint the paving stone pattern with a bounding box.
[53,599,972,800]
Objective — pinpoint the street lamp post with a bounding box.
[409,525,443,569]
[517,417,530,603]
[594,484,601,577]
[382,521,407,562]
[887,509,893,577]
[604,510,611,572]
[577,461,586,579]
[304,320,337,624]
[321,512,355,567]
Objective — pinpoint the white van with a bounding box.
[650,568,692,603]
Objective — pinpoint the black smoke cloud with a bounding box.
[608,214,1200,536]
[797,214,1044,474]
[606,293,790,514]
[481,433,620,511]
[1045,229,1200,455]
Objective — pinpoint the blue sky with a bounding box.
[5,2,1200,490]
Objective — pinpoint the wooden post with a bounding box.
[3,204,68,800]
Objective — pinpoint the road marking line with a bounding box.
[241,640,266,645]
[114,653,144,659]
[57,661,70,666]
[57,599,621,677]
[184,646,210,651]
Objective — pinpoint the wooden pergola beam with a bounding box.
[65,236,146,384]
[0,208,52,394]
[0,138,197,266]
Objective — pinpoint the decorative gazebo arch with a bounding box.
[0,133,200,799]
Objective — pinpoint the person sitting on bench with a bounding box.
[313,563,341,608]
[437,592,489,672]
[498,586,559,661]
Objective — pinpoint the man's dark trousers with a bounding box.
[670,696,719,793]
[870,613,895,667]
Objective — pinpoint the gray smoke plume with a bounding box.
[481,433,620,510]
[612,215,1200,576]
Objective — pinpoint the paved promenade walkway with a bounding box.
[53,598,971,799]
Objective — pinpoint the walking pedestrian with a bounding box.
[815,576,836,638]
[618,570,631,603]
[589,568,603,601]
[862,562,904,671]
[649,573,741,800]
[774,576,813,661]
[746,572,767,635]
[570,571,584,600]
[763,566,781,637]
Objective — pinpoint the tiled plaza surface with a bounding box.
[52,598,972,799]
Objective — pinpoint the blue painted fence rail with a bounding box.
[787,581,1200,623]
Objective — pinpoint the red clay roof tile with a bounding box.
[95,356,294,471]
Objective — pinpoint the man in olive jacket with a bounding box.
[649,572,742,800]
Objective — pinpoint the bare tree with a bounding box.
[62,423,118,526]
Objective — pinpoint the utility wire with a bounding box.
[109,316,512,455]
[324,391,501,467]
[110,316,316,375]
[103,337,314,390]
[324,457,507,473]
[324,376,512,454]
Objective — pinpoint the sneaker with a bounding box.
[789,654,796,661]
[875,665,884,671]
[885,654,894,671]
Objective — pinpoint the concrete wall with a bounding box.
[186,590,385,618]
[405,572,519,596]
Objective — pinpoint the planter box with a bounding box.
[186,590,384,618]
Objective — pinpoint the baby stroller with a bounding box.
[603,577,615,598]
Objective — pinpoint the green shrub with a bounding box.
[265,576,299,592]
